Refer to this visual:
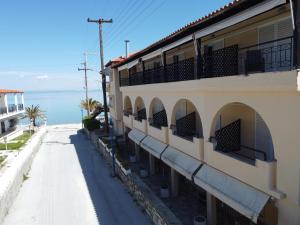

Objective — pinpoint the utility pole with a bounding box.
[125,40,130,58]
[78,53,92,116]
[88,18,112,134]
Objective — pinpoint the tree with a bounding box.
[23,105,46,126]
[80,98,101,113]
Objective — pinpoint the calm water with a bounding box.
[21,90,103,125]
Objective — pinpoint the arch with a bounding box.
[170,99,203,140]
[123,96,133,115]
[148,97,168,128]
[210,102,275,162]
[134,96,147,121]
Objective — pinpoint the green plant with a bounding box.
[80,98,102,112]
[82,116,100,131]
[0,131,32,150]
[22,105,46,126]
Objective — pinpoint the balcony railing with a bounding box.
[170,112,199,141]
[8,104,17,113]
[123,110,132,117]
[210,119,268,164]
[0,107,7,115]
[119,37,294,87]
[18,104,24,111]
[149,109,168,129]
[134,108,146,122]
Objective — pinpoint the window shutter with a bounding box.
[277,18,293,39]
[259,24,275,44]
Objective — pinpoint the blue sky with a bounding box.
[0,0,230,91]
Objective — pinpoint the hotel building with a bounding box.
[107,0,300,224]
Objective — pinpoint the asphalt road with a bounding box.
[2,124,151,225]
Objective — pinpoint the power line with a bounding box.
[106,0,161,48]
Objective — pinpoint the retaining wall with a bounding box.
[0,126,47,224]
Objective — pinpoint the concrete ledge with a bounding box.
[0,126,47,224]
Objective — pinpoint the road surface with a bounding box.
[2,124,151,225]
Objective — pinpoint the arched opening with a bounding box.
[123,96,133,116]
[148,98,168,129]
[170,99,203,141]
[210,102,275,163]
[134,96,146,121]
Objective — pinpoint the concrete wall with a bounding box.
[0,127,47,224]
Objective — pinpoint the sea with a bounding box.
[20,90,104,126]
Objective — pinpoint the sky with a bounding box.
[0,0,230,91]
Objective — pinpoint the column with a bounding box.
[14,94,18,111]
[21,93,25,110]
[134,143,140,161]
[149,154,155,175]
[206,193,217,225]
[171,168,179,197]
[4,94,8,114]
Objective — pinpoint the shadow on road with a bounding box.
[69,130,150,225]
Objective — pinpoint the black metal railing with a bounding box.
[144,66,164,84]
[18,104,24,111]
[130,71,143,86]
[0,107,7,115]
[8,104,17,113]
[134,108,146,122]
[149,109,168,129]
[119,37,294,87]
[123,109,132,117]
[165,57,195,82]
[120,77,130,87]
[210,119,267,163]
[171,112,198,141]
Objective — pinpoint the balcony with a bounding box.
[204,141,283,198]
[18,104,24,111]
[119,37,294,87]
[168,129,204,161]
[0,107,7,115]
[8,104,17,113]
[123,113,133,129]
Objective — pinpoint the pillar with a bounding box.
[206,193,217,225]
[134,143,140,161]
[149,154,155,175]
[14,94,18,111]
[4,94,8,114]
[171,168,179,197]
[21,93,25,109]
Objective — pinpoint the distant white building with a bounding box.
[0,89,25,139]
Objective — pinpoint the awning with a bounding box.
[194,165,270,223]
[128,129,146,145]
[140,136,168,159]
[161,146,202,180]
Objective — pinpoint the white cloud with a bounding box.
[36,75,49,80]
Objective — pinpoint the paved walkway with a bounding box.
[2,125,151,225]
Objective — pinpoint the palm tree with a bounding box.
[23,105,46,126]
[80,98,101,113]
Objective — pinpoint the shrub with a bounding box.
[82,116,100,131]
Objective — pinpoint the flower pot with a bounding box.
[139,168,148,178]
[129,155,136,163]
[160,186,170,198]
[194,216,206,225]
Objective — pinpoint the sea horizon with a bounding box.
[21,89,104,126]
